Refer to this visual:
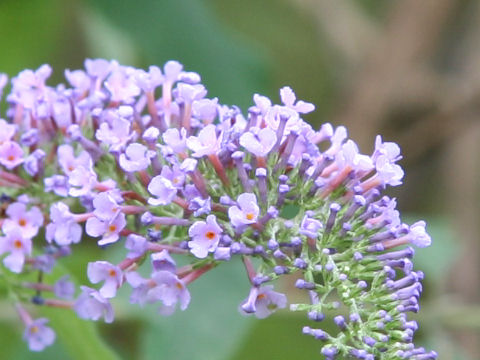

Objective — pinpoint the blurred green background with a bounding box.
[0,0,478,358]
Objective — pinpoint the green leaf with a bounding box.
[38,306,119,360]
[138,259,253,360]
[228,313,323,360]
[82,0,269,110]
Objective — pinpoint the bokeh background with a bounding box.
[0,0,478,359]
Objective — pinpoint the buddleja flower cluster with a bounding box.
[0,59,436,359]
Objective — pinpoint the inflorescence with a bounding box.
[0,60,436,359]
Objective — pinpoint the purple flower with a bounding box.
[104,65,141,103]
[279,86,315,114]
[175,83,207,103]
[163,60,183,83]
[2,202,43,239]
[149,270,191,315]
[408,221,431,248]
[339,140,374,172]
[161,128,187,154]
[125,234,148,259]
[325,125,348,156]
[299,215,323,238]
[125,271,150,306]
[68,166,97,197]
[46,202,82,246]
[253,93,272,115]
[374,155,404,186]
[192,98,218,123]
[54,276,75,299]
[160,165,185,189]
[119,143,156,172]
[239,127,277,157]
[0,141,24,170]
[373,135,402,162]
[23,318,55,352]
[44,175,69,197]
[23,149,45,176]
[57,144,92,175]
[228,193,260,228]
[188,215,223,258]
[95,113,134,152]
[92,191,122,221]
[74,286,114,323]
[0,119,16,143]
[64,68,90,93]
[85,212,126,246]
[148,175,177,206]
[85,58,112,80]
[134,66,163,92]
[151,250,176,272]
[186,124,223,157]
[0,227,32,273]
[188,196,211,217]
[240,285,287,319]
[87,261,123,298]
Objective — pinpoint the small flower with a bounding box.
[0,227,32,273]
[74,286,114,323]
[0,141,24,170]
[188,215,223,258]
[87,261,123,298]
[44,175,69,197]
[162,128,187,153]
[240,285,287,319]
[160,165,185,189]
[151,251,176,272]
[228,193,260,228]
[186,124,222,157]
[54,276,75,299]
[408,221,431,248]
[147,175,177,206]
[23,318,56,352]
[279,86,315,114]
[239,127,277,157]
[0,119,16,144]
[119,143,156,172]
[299,215,323,239]
[45,202,82,246]
[149,271,191,315]
[95,113,134,152]
[125,234,148,259]
[85,212,126,246]
[57,144,92,175]
[2,202,43,239]
[92,191,122,221]
[68,166,97,197]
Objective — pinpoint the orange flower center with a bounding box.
[18,218,27,227]
[108,224,117,233]
[175,282,183,290]
[7,155,15,162]
[13,240,22,249]
[30,326,39,334]
[257,293,266,300]
[205,231,216,240]
[108,269,117,277]
[246,213,255,221]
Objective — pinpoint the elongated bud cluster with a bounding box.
[0,60,435,358]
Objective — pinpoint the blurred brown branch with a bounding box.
[291,0,379,63]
